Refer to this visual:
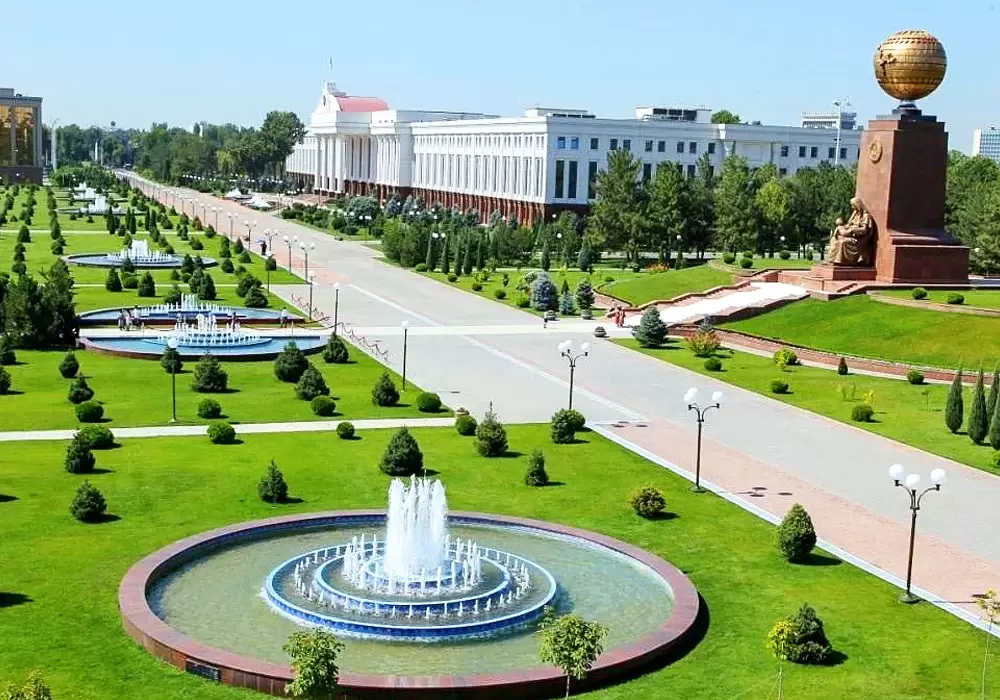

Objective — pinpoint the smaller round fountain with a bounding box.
[77,294,290,326]
[64,240,217,269]
[146,313,267,349]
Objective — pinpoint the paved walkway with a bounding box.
[122,173,1000,624]
[0,417,455,443]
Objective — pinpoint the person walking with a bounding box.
[280,308,288,329]
[117,309,126,331]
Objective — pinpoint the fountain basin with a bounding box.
[122,511,700,698]
[77,306,293,326]
[80,334,326,360]
[63,253,217,269]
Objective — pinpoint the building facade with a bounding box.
[801,110,857,131]
[0,88,43,184]
[973,128,1000,163]
[286,83,862,221]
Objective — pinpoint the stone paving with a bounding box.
[123,175,1000,629]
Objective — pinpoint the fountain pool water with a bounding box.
[77,295,290,326]
[64,241,216,269]
[142,313,267,349]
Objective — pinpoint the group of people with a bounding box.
[116,307,143,331]
[611,305,629,328]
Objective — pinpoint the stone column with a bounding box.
[334,136,345,193]
[313,137,322,192]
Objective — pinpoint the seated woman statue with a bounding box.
[826,197,875,266]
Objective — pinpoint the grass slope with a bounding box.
[601,266,733,305]
[881,289,1000,310]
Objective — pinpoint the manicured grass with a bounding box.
[881,288,1000,310]
[0,425,995,699]
[0,348,434,430]
[726,294,1000,369]
[70,285,298,315]
[618,338,1000,473]
[714,256,815,271]
[601,265,734,305]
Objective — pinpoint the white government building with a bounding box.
[285,82,862,222]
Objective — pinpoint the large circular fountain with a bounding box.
[65,240,216,269]
[77,294,292,326]
[121,478,701,697]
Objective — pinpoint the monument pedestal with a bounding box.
[810,263,877,282]
[858,111,969,283]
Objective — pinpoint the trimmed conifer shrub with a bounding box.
[837,357,848,376]
[73,426,115,450]
[244,286,268,308]
[105,267,122,292]
[524,449,549,486]
[336,421,355,439]
[455,414,477,436]
[295,364,329,401]
[70,480,107,522]
[258,460,289,503]
[58,351,79,379]
[371,372,400,406]
[945,369,964,433]
[633,306,666,348]
[322,334,350,363]
[969,368,989,444]
[379,427,424,476]
[311,395,336,416]
[207,421,236,444]
[989,368,1000,419]
[990,393,1000,450]
[777,503,816,562]
[192,354,228,393]
[550,408,583,444]
[769,604,835,665]
[67,376,94,404]
[199,273,217,300]
[0,336,15,366]
[628,484,666,518]
[64,439,96,474]
[137,272,156,297]
[274,342,309,382]
[0,366,11,395]
[75,400,104,423]
[475,406,508,457]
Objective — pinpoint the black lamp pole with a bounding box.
[687,399,721,493]
[892,470,944,604]
[559,343,589,411]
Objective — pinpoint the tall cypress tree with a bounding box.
[990,392,1000,450]
[988,367,999,418]
[945,368,964,434]
[969,369,988,444]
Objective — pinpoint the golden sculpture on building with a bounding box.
[874,30,947,103]
[826,197,875,266]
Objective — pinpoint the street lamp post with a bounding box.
[226,212,238,240]
[889,464,947,604]
[333,282,341,334]
[833,98,851,167]
[244,219,256,244]
[283,235,294,270]
[307,273,315,322]
[300,241,315,279]
[684,388,724,493]
[167,337,179,423]
[558,340,590,411]
[212,206,220,231]
[401,321,409,390]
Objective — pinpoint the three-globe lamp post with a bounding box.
[684,388,723,493]
[889,464,946,604]
[558,340,589,411]
[333,282,341,335]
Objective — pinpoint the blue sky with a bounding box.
[2,0,996,152]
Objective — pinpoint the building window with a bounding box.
[840,147,847,161]
[555,160,565,199]
[708,165,715,178]
[686,164,696,178]
[588,161,598,199]
[623,139,631,151]
[590,137,599,149]
[645,140,654,152]
[657,140,666,152]
[557,136,566,149]
[676,141,684,154]
[810,146,818,158]
[642,163,652,181]
[780,145,789,157]
[570,137,579,150]
[610,138,619,151]
[779,167,788,176]
[707,142,716,155]
[798,146,807,158]
[828,147,835,159]
[689,142,697,154]
[568,161,578,199]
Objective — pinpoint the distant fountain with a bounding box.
[107,240,175,266]
[138,294,231,319]
[147,312,265,349]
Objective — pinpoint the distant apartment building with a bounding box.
[973,128,1000,163]
[0,88,44,184]
[801,110,857,131]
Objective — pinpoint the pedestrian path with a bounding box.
[625,281,808,326]
[0,416,456,443]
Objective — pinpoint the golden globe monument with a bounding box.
[817,29,969,285]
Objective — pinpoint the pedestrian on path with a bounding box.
[117,309,126,331]
[260,240,267,256]
[280,308,288,329]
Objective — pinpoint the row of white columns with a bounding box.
[414,152,544,200]
[310,134,400,193]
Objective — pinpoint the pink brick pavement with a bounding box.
[603,420,1000,620]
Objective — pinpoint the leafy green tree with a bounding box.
[714,155,757,253]
[970,369,989,444]
[538,612,609,699]
[945,369,964,434]
[585,150,647,256]
[258,460,289,503]
[160,346,182,374]
[768,604,835,665]
[710,109,742,124]
[755,175,791,256]
[647,162,688,263]
[283,629,345,699]
[475,404,508,457]
[104,267,122,292]
[1,671,53,700]
[632,306,666,348]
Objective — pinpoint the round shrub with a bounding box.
[191,354,228,392]
[58,351,79,379]
[244,286,268,308]
[74,426,115,450]
[722,252,737,264]
[295,364,330,401]
[739,257,753,269]
[64,439,96,474]
[911,287,928,300]
[906,369,925,385]
[70,481,107,523]
[311,395,336,416]
[220,258,235,274]
[475,408,508,457]
[75,400,104,423]
[160,347,183,374]
[258,460,289,504]
[416,392,442,413]
[628,484,666,518]
[371,372,400,407]
[947,292,965,305]
[768,604,835,665]
[239,251,252,264]
[778,250,791,260]
[471,281,483,292]
[0,366,10,395]
[773,348,798,367]
[379,427,424,476]
[265,256,277,271]
[447,273,458,282]
[771,379,790,395]
[197,398,222,419]
[0,337,15,365]
[414,263,428,272]
[524,449,549,487]
[455,414,477,436]
[274,342,308,382]
[336,421,355,439]
[68,376,95,404]
[550,408,585,444]
[851,403,874,422]
[120,272,138,290]
[494,288,507,300]
[207,421,236,444]
[704,357,722,372]
[322,335,350,364]
[777,503,817,562]
[515,294,531,308]
[837,357,848,376]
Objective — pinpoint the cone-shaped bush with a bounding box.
[295,364,329,401]
[258,460,289,503]
[379,427,424,476]
[970,369,989,444]
[633,306,666,348]
[0,366,11,395]
[64,439,95,474]
[58,351,79,379]
[524,449,550,486]
[777,503,817,562]
[989,368,1000,419]
[990,394,1000,450]
[137,272,156,298]
[67,376,94,404]
[0,335,16,365]
[837,357,848,376]
[199,273,217,300]
[475,406,508,457]
[322,334,350,364]
[105,267,122,292]
[160,347,183,374]
[70,480,107,522]
[191,354,228,393]
[274,342,308,382]
[371,372,400,407]
[945,369,964,434]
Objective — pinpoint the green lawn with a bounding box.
[726,294,1000,369]
[601,265,734,305]
[0,348,434,430]
[881,289,1000,310]
[0,425,995,699]
[70,285,298,315]
[714,256,815,271]
[618,338,1000,473]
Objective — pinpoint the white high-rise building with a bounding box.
[973,128,1000,163]
[285,82,862,222]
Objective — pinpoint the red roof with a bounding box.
[336,96,389,113]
